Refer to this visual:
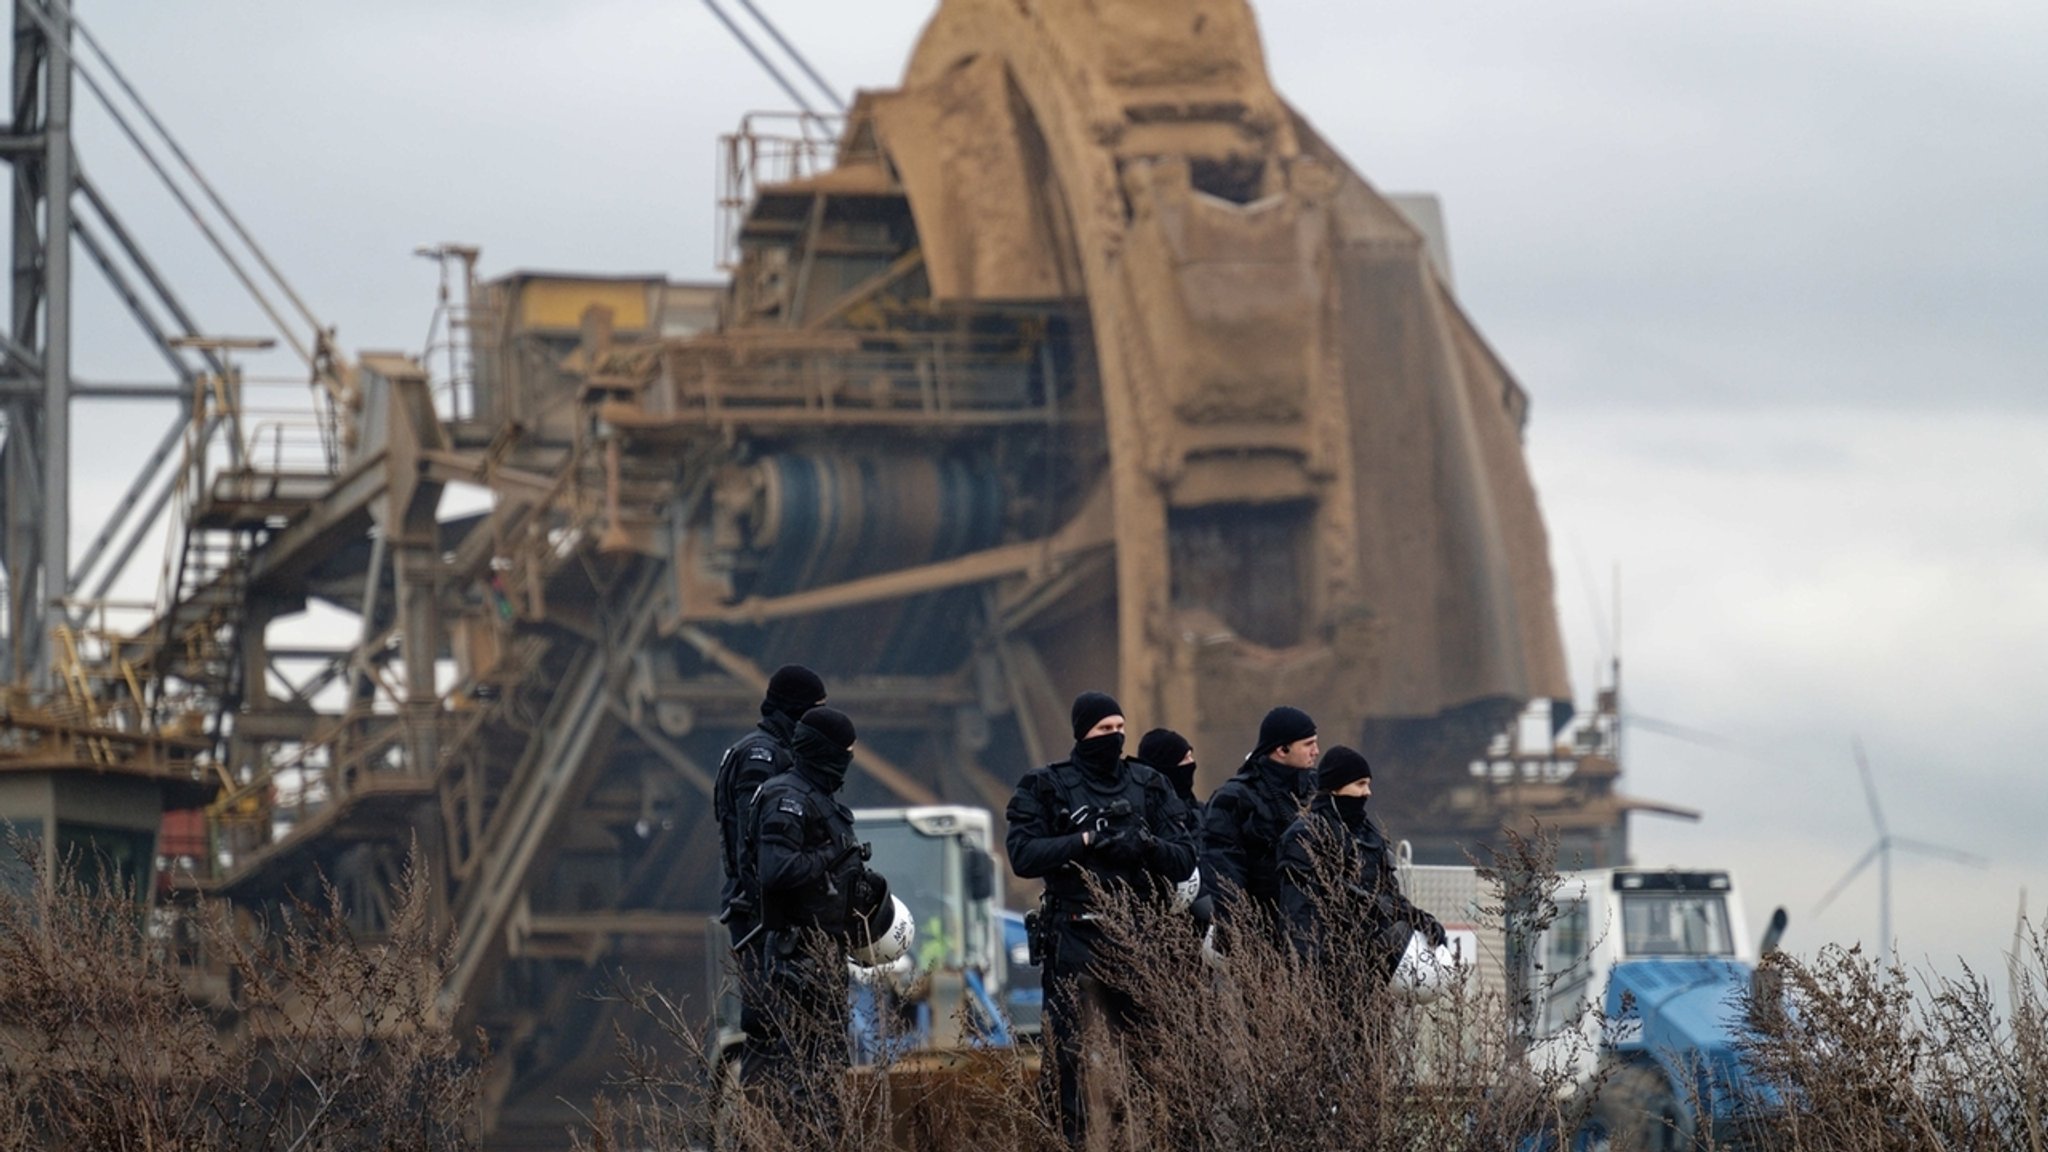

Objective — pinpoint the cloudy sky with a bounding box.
[76,1,2046,990]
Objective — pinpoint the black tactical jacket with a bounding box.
[1006,757,1197,913]
[1201,756,1312,918]
[715,712,797,932]
[751,760,864,940]
[1277,793,1419,964]
[1169,783,1205,844]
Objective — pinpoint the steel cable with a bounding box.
[14,0,311,364]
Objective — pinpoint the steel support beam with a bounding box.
[0,0,82,683]
[606,696,713,797]
[675,623,940,806]
[4,2,45,679]
[1,411,39,676]
[0,377,181,399]
[41,1,71,657]
[75,172,223,377]
[441,565,663,1015]
[73,213,197,387]
[80,415,213,603]
[71,408,179,595]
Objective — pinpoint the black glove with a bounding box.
[1092,826,1144,866]
[1138,829,1180,873]
[825,840,870,889]
[1420,912,1448,949]
[854,867,889,917]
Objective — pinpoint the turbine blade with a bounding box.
[1853,738,1889,838]
[1626,713,1758,758]
[2011,888,2028,1009]
[1890,836,1990,869]
[1813,843,1884,917]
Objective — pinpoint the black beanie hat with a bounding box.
[1137,728,1192,774]
[1316,746,1372,792]
[797,705,856,751]
[1070,691,1123,741]
[764,664,826,721]
[1254,705,1317,759]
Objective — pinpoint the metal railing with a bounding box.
[656,328,1058,424]
[716,111,844,270]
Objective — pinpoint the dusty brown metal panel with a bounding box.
[869,55,1075,302]
[874,0,1569,754]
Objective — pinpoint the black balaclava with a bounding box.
[1138,728,1195,798]
[1069,691,1124,778]
[764,664,827,724]
[1251,705,1316,763]
[791,705,855,792]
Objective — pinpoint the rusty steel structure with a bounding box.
[0,0,1685,1144]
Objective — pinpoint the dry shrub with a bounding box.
[1072,824,1596,1152]
[577,832,2048,1147]
[1738,913,2048,1152]
[578,938,1058,1152]
[585,829,1595,1152]
[0,840,480,1151]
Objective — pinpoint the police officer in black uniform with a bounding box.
[1136,727,1201,826]
[742,706,888,1142]
[715,663,828,942]
[1201,705,1318,949]
[1277,746,1446,972]
[1008,692,1197,1147]
[1138,727,1213,934]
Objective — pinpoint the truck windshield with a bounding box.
[1621,892,1734,956]
[862,822,956,965]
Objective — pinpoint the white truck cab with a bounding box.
[1529,869,1756,1086]
[851,804,1005,988]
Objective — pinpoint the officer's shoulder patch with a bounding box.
[777,797,806,817]
[747,747,775,762]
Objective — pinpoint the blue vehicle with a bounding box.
[1524,869,1787,1150]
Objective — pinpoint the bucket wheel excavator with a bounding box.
[628,0,1595,850]
[110,1,1645,1143]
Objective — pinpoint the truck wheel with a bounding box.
[1593,1063,1685,1152]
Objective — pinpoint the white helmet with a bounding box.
[1390,930,1463,1005]
[848,895,915,966]
[1173,867,1202,914]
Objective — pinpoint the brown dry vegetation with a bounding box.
[582,830,2048,1152]
[577,937,1061,1152]
[0,842,480,1151]
[581,831,1599,1152]
[1735,918,2048,1152]
[3,834,2044,1152]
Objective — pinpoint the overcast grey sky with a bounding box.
[73,1,2047,989]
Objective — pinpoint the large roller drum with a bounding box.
[731,452,1004,675]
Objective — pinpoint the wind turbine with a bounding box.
[2011,889,2030,1011]
[1813,739,1988,969]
